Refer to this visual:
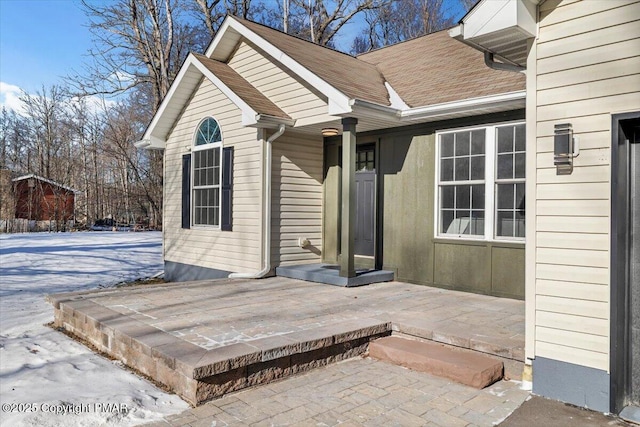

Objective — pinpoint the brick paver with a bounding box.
[142,357,530,427]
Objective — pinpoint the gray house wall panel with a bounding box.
[379,133,435,287]
[533,356,610,413]
[165,260,232,282]
[323,110,525,299]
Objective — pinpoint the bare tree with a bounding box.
[74,0,196,111]
[289,0,377,46]
[192,0,225,39]
[20,85,68,180]
[100,98,163,227]
[351,0,456,54]
[0,108,30,173]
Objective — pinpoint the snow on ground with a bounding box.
[0,232,190,427]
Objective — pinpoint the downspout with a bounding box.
[229,123,286,279]
[484,51,525,73]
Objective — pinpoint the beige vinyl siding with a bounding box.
[532,0,640,371]
[271,132,323,265]
[164,77,263,273]
[227,41,333,127]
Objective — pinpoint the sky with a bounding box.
[0,0,92,110]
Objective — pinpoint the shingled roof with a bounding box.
[232,18,524,110]
[193,53,291,120]
[236,18,391,106]
[357,30,525,108]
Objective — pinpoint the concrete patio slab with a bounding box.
[48,277,525,406]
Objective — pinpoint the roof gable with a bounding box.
[232,18,390,106]
[138,52,293,149]
[205,16,389,113]
[193,54,290,121]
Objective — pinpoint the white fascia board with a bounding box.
[209,16,352,115]
[134,139,151,149]
[349,98,401,121]
[400,90,526,121]
[134,136,166,150]
[205,18,234,58]
[141,54,201,146]
[254,114,296,128]
[449,25,463,39]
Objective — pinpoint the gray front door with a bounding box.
[355,170,375,256]
[354,144,376,257]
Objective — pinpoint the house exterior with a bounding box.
[451,0,640,417]
[12,174,76,222]
[138,15,528,299]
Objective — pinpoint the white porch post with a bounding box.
[340,117,357,278]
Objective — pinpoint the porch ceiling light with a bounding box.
[321,128,339,137]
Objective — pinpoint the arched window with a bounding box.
[195,117,222,146]
[192,117,222,226]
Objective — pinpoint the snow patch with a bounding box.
[0,231,189,426]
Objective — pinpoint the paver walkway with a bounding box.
[143,357,530,427]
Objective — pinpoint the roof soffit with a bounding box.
[450,0,537,67]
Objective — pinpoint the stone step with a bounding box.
[368,336,503,389]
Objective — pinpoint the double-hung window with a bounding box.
[437,122,525,241]
[192,117,222,227]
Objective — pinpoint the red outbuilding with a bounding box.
[12,174,77,221]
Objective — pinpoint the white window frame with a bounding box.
[191,117,223,228]
[494,123,526,241]
[434,120,525,242]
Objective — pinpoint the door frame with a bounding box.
[610,111,640,413]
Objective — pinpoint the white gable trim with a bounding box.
[205,16,353,115]
[138,53,293,150]
[140,55,200,148]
